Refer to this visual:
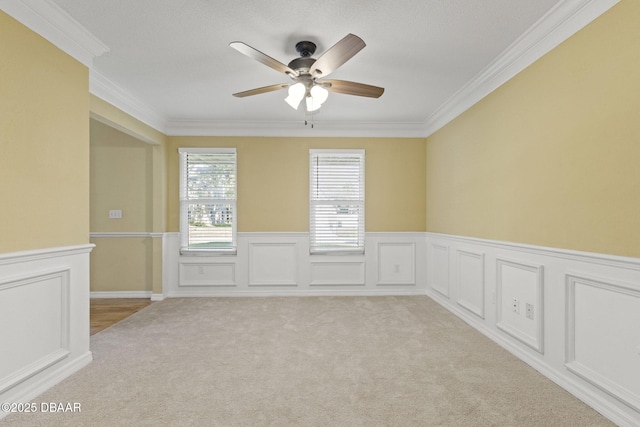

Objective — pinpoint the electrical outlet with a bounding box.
[526,303,534,320]
[512,298,519,314]
[394,264,400,273]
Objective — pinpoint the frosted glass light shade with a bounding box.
[284,83,305,109]
[310,85,328,104]
[306,85,329,112]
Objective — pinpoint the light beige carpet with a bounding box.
[3,296,613,426]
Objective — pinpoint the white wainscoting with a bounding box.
[429,243,450,297]
[248,242,299,287]
[495,258,544,353]
[165,232,426,297]
[376,242,416,285]
[426,233,640,427]
[310,258,365,286]
[565,273,640,414]
[0,245,93,419]
[180,260,236,287]
[456,249,485,319]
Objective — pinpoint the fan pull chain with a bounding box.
[304,111,315,129]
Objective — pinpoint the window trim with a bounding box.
[309,149,365,255]
[179,147,237,255]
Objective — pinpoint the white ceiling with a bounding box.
[5,0,618,137]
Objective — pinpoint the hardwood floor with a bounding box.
[90,298,153,335]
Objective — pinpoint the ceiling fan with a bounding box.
[230,34,384,113]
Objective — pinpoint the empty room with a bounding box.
[1,0,639,425]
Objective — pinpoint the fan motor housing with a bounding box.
[288,57,315,73]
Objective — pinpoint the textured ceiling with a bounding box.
[49,0,564,136]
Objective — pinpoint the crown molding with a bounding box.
[89,70,168,133]
[0,0,109,67]
[3,0,618,138]
[164,118,428,138]
[422,0,620,137]
[128,0,621,138]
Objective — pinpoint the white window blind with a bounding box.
[179,148,237,252]
[309,149,365,254]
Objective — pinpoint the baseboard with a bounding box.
[90,291,163,301]
[90,291,152,299]
[167,289,426,298]
[0,351,92,420]
[150,293,165,301]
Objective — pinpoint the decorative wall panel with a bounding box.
[566,274,640,411]
[310,260,365,286]
[0,269,70,393]
[456,250,485,318]
[0,245,93,418]
[179,261,236,287]
[248,243,298,286]
[496,258,544,353]
[430,243,450,297]
[377,242,415,285]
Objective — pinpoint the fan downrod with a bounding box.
[295,41,317,57]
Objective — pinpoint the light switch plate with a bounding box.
[108,209,122,219]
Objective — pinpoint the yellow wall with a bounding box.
[426,0,640,258]
[167,137,426,233]
[89,237,153,292]
[90,119,153,232]
[89,118,161,292]
[0,11,89,253]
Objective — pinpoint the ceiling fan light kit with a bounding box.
[230,34,384,115]
[284,82,305,109]
[307,85,329,111]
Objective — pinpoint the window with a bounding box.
[179,148,237,253]
[309,149,365,254]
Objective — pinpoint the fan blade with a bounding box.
[309,34,366,77]
[323,80,384,98]
[233,83,289,98]
[230,42,298,76]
